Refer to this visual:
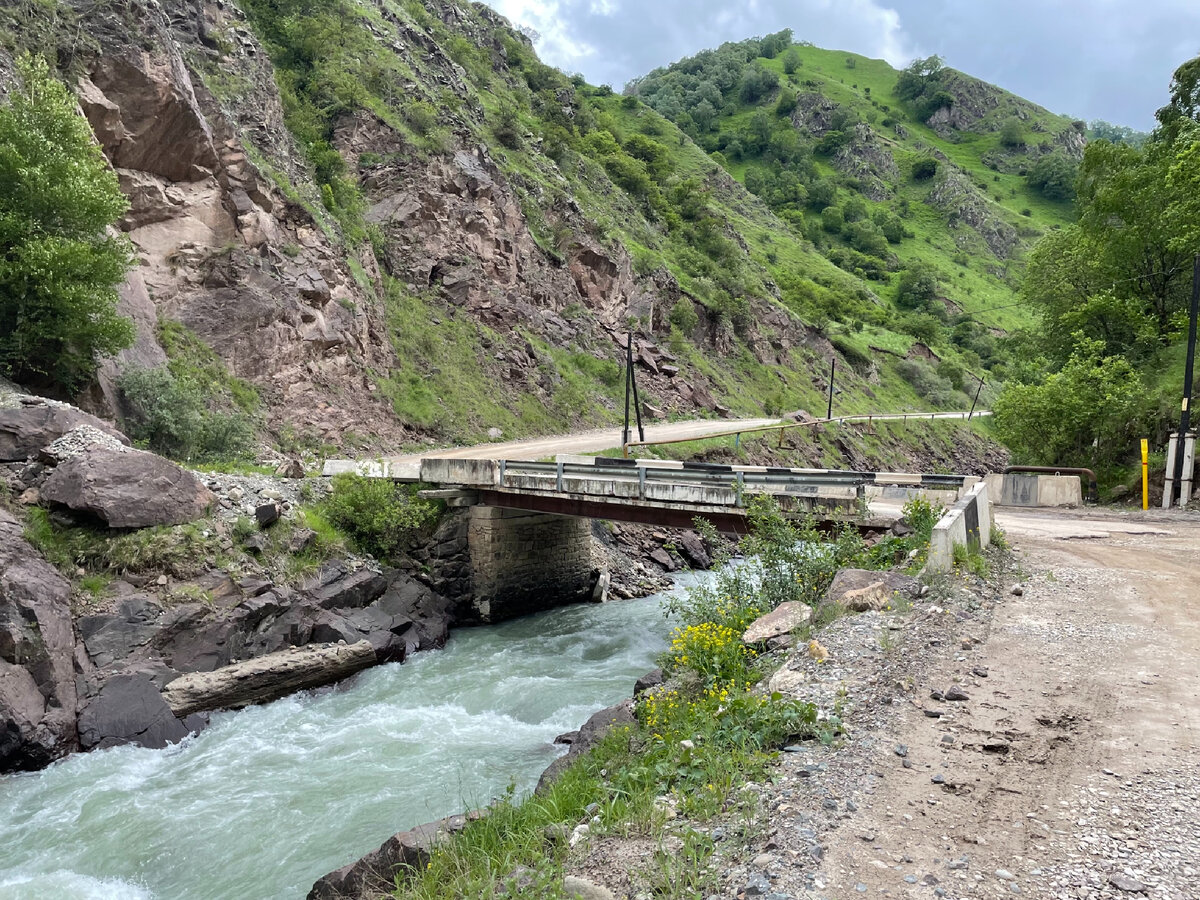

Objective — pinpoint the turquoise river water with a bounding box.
[0,579,692,899]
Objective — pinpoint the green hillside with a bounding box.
[1,3,1093,450]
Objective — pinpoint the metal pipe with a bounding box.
[1003,465,1098,503]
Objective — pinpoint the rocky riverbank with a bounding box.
[0,387,717,774]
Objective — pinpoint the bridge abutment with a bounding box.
[467,507,596,623]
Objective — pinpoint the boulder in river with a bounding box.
[0,510,79,772]
[41,447,214,528]
[77,672,193,750]
[536,700,634,794]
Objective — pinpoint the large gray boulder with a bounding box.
[0,403,128,461]
[41,447,214,528]
[0,511,79,771]
[77,673,191,750]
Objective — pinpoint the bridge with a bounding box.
[324,434,985,622]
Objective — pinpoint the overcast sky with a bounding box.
[484,0,1200,130]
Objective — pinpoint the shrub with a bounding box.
[669,297,700,335]
[322,473,438,560]
[0,55,133,393]
[912,157,938,180]
[117,366,255,463]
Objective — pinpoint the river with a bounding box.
[0,579,693,899]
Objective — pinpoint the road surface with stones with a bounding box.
[741,506,1199,900]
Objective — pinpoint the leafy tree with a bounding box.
[783,47,802,75]
[999,116,1025,148]
[1155,55,1200,145]
[739,62,780,104]
[1027,152,1078,200]
[993,337,1145,467]
[911,157,938,180]
[820,205,844,233]
[896,262,939,309]
[895,55,945,103]
[775,86,796,117]
[0,55,133,394]
[1087,119,1148,147]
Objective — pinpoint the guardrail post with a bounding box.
[556,460,564,493]
[638,465,646,500]
[499,460,507,485]
[735,471,745,507]
[734,432,741,454]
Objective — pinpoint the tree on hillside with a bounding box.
[783,47,802,75]
[999,116,1025,148]
[997,52,1200,468]
[0,55,133,394]
[1026,152,1078,200]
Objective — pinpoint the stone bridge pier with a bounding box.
[468,507,597,623]
[424,507,599,624]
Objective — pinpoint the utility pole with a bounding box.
[826,358,836,420]
[968,375,985,421]
[622,332,632,451]
[1170,254,1200,506]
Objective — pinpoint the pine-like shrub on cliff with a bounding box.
[0,54,133,394]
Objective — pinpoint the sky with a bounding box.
[483,0,1200,130]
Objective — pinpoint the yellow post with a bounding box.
[1141,438,1150,510]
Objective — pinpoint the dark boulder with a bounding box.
[308,815,466,900]
[676,531,711,569]
[306,565,389,611]
[0,510,79,772]
[41,448,214,528]
[536,700,634,793]
[77,672,190,750]
[0,404,128,462]
[634,668,664,696]
[373,573,453,651]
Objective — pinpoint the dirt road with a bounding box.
[744,507,1200,900]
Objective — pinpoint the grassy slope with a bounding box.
[194,2,1079,449]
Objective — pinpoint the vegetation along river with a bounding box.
[0,579,695,899]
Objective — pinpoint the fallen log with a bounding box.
[161,640,377,717]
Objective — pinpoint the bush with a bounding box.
[322,473,438,560]
[117,366,255,463]
[669,297,700,335]
[912,157,938,180]
[0,55,133,393]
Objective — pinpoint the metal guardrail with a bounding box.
[446,457,973,509]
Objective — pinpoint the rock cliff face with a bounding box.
[58,4,406,446]
[0,509,79,770]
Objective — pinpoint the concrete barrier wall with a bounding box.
[983,473,1082,508]
[928,481,992,573]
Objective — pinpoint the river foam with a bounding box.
[0,582,688,899]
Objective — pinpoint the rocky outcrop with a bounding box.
[308,814,468,900]
[41,446,215,527]
[0,402,129,462]
[161,640,377,717]
[833,124,899,202]
[927,171,1019,259]
[0,510,79,771]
